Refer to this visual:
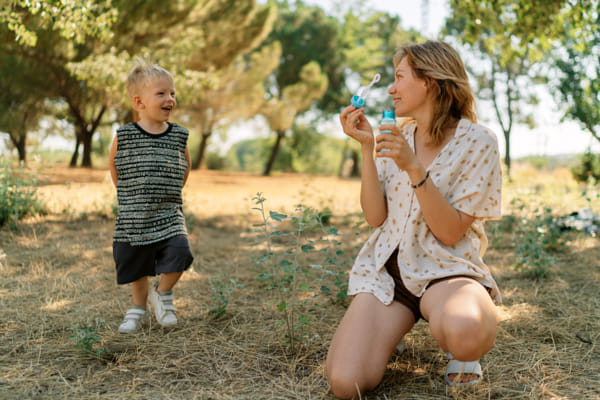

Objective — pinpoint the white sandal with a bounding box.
[444,353,482,387]
[118,308,148,334]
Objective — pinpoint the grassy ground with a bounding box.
[0,163,599,399]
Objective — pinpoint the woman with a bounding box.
[326,40,502,399]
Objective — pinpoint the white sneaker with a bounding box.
[149,286,177,327]
[118,308,148,334]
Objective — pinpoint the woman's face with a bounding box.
[388,57,430,118]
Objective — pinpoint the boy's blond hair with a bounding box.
[126,58,173,100]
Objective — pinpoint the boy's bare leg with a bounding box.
[131,276,149,307]
[156,272,183,292]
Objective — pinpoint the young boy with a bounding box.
[109,59,194,334]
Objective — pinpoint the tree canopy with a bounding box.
[554,0,600,144]
[2,0,597,175]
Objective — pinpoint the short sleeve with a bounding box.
[376,157,388,194]
[450,130,502,219]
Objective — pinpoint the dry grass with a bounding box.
[0,163,599,399]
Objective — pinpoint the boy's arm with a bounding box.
[183,145,191,186]
[108,134,118,187]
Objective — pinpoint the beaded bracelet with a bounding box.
[411,170,430,189]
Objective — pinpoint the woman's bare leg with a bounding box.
[326,293,416,399]
[420,277,498,383]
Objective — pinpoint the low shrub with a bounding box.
[0,160,45,228]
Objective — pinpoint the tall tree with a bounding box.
[0,53,48,162]
[0,1,120,165]
[180,0,277,169]
[62,0,200,166]
[68,0,276,168]
[554,0,600,145]
[261,60,328,175]
[0,1,130,167]
[185,43,280,169]
[262,1,345,115]
[444,0,569,176]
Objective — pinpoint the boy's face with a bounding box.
[134,76,176,123]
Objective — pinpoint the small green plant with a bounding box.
[209,276,243,318]
[251,192,352,349]
[514,233,556,279]
[570,150,600,184]
[68,319,106,357]
[0,159,45,228]
[513,204,566,278]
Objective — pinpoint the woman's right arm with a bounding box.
[108,134,118,187]
[359,144,387,227]
[339,106,387,227]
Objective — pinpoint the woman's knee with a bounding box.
[326,364,366,400]
[437,311,497,359]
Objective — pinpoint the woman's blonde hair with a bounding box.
[393,40,477,145]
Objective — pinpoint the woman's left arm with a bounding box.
[376,127,474,246]
[406,165,474,246]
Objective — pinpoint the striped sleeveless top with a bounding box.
[113,122,189,245]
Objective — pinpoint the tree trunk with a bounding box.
[70,133,81,167]
[338,140,349,177]
[350,150,360,177]
[503,130,511,178]
[81,130,94,168]
[193,131,211,170]
[16,135,26,163]
[9,132,27,163]
[79,106,106,168]
[264,129,285,176]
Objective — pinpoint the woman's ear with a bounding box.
[424,78,438,95]
[424,77,433,89]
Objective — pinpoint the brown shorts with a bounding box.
[384,249,481,322]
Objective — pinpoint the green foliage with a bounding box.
[445,0,572,175]
[225,130,346,175]
[209,276,243,318]
[554,0,600,146]
[1,0,118,47]
[570,150,600,184]
[226,138,286,173]
[68,319,106,357]
[0,160,45,229]
[263,2,343,114]
[289,125,345,174]
[0,52,51,162]
[512,200,567,279]
[250,192,350,349]
[205,152,226,170]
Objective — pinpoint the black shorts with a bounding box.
[384,250,424,321]
[384,249,491,322]
[113,235,194,284]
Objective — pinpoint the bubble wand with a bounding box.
[351,73,381,108]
